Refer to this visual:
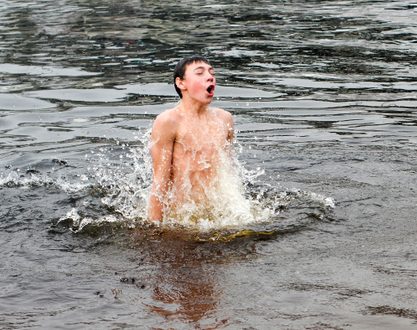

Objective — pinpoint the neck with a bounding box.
[179,96,210,115]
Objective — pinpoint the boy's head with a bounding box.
[173,55,211,98]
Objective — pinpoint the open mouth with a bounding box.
[206,85,215,94]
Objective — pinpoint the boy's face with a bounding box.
[178,61,216,104]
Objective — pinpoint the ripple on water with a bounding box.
[0,63,100,77]
[0,94,56,111]
[1,1,417,327]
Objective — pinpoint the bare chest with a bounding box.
[175,119,228,153]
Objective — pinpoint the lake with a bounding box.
[1,1,417,329]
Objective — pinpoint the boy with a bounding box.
[148,56,234,222]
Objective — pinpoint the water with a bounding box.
[1,0,417,328]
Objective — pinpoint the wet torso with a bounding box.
[170,107,231,205]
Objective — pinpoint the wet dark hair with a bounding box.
[173,55,211,98]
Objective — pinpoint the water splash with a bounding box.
[74,129,335,235]
[85,129,153,222]
[162,150,272,231]
[0,130,334,237]
[0,167,89,193]
[78,126,280,231]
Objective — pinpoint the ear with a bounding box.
[175,77,186,92]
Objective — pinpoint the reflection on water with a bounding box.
[139,233,223,326]
[2,0,417,329]
[124,227,261,328]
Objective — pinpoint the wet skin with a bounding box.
[148,61,234,221]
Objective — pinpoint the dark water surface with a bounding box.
[2,1,417,329]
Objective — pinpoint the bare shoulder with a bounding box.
[212,107,233,123]
[211,107,234,141]
[154,107,180,125]
[152,107,179,139]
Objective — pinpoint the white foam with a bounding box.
[87,130,153,221]
[150,145,276,231]
[0,135,335,235]
[0,170,90,193]
[83,129,338,232]
[58,208,122,233]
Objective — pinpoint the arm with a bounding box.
[226,111,235,143]
[148,114,176,222]
[221,110,235,158]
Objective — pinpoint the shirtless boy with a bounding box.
[148,56,234,222]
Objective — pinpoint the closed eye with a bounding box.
[193,66,215,76]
